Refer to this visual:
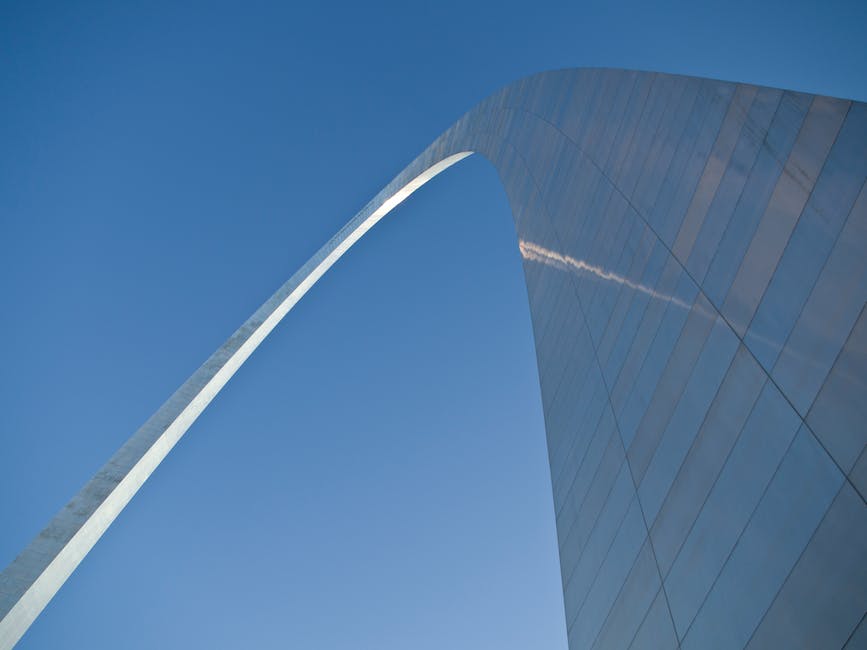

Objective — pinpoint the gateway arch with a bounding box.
[2,68,866,649]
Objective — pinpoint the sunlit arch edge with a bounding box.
[0,148,476,648]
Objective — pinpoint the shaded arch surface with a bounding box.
[2,69,867,649]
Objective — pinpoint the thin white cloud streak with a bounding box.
[518,239,694,312]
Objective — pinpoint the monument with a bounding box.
[2,68,866,649]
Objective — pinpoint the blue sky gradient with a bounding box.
[1,1,865,648]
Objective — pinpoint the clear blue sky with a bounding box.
[1,1,865,648]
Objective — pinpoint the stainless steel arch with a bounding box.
[2,68,866,649]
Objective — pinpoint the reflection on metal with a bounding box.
[2,69,866,649]
[519,239,694,312]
